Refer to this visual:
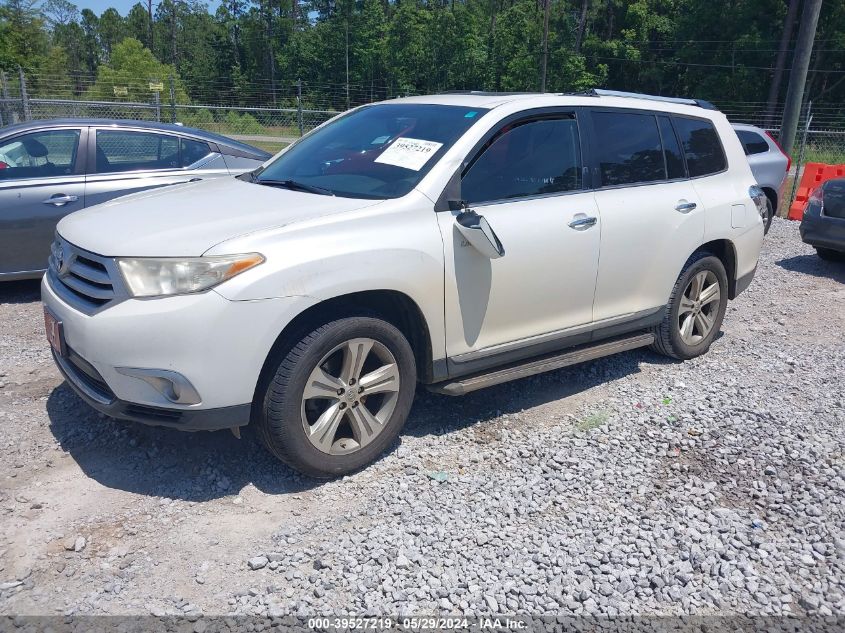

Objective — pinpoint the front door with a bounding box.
[438,112,601,369]
[0,128,85,275]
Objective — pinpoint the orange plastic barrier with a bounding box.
[788,163,845,220]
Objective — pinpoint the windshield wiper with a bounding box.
[256,178,334,196]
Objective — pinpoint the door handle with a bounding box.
[43,194,79,206]
[568,215,598,230]
[675,201,697,213]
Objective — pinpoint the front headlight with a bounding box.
[117,253,264,297]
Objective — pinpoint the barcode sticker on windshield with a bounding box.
[374,137,443,171]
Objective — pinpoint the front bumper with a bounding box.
[42,275,314,428]
[800,213,845,252]
[53,348,250,430]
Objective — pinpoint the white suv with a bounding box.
[42,90,765,477]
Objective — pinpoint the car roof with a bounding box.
[0,118,271,160]
[376,91,720,118]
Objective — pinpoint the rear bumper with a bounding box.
[800,214,845,252]
[53,348,251,431]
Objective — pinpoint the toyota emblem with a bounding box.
[55,246,70,275]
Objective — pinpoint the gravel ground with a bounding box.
[0,218,843,619]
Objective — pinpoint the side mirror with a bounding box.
[454,208,505,259]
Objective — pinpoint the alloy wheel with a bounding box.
[300,338,401,455]
[678,270,720,345]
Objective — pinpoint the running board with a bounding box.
[428,333,654,396]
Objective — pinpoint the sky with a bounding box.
[71,0,222,17]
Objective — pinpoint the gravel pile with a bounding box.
[1,218,843,618]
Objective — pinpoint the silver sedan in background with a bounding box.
[732,123,790,234]
[0,119,271,280]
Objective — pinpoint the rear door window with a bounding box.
[673,117,727,177]
[0,129,80,180]
[736,130,769,155]
[591,111,666,186]
[95,130,180,173]
[461,115,583,203]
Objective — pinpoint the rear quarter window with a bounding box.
[673,117,727,178]
[736,130,770,155]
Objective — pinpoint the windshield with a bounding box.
[255,103,488,199]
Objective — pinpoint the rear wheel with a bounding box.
[816,247,845,262]
[255,315,416,478]
[651,252,728,360]
[763,199,774,234]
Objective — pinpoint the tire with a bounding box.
[816,247,845,262]
[650,252,729,360]
[763,199,774,235]
[255,315,416,478]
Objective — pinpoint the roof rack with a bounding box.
[435,88,717,110]
[585,89,716,110]
[437,90,539,96]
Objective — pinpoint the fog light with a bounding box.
[115,367,201,405]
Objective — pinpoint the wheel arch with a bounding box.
[252,289,436,414]
[695,239,739,299]
[761,186,778,214]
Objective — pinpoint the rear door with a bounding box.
[0,127,86,275]
[589,109,705,322]
[85,128,229,207]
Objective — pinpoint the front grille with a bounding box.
[48,237,126,314]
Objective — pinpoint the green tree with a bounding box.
[85,37,189,103]
[98,7,125,62]
[0,0,50,72]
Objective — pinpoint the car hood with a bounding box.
[57,177,383,257]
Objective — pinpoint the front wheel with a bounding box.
[255,315,417,478]
[651,252,729,360]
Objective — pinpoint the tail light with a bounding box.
[809,180,845,219]
[749,185,768,222]
[765,131,792,172]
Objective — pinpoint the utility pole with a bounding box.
[765,0,800,127]
[779,0,823,155]
[540,0,550,92]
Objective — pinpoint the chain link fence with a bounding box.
[0,70,377,153]
[2,69,845,199]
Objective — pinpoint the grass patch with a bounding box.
[576,410,610,432]
[803,146,845,166]
[250,140,290,154]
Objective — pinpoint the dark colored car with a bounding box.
[800,177,845,261]
[0,119,272,280]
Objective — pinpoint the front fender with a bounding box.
[209,194,447,360]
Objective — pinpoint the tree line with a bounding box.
[1,0,844,115]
